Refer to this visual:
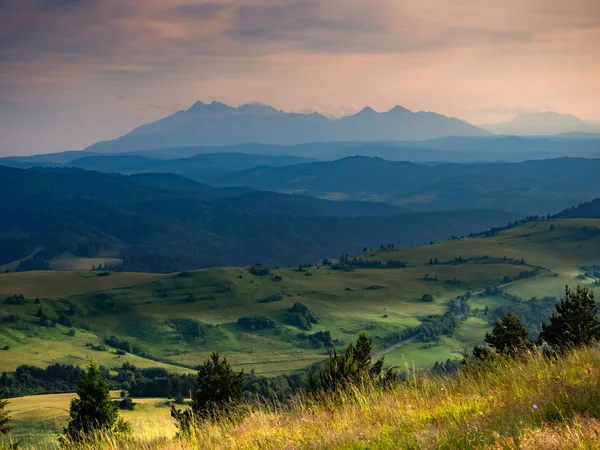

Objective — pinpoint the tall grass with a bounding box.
[5,345,600,449]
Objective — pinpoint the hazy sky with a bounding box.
[1,0,599,155]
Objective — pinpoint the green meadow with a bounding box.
[1,219,600,376]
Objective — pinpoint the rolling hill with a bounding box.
[1,216,600,380]
[0,166,516,272]
[212,156,600,214]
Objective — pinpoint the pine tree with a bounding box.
[64,362,128,441]
[541,286,600,350]
[484,312,531,357]
[308,332,389,393]
[0,386,10,436]
[171,352,244,431]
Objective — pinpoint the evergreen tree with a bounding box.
[484,312,531,357]
[541,286,600,350]
[0,386,10,436]
[171,352,244,431]
[308,332,390,393]
[64,362,128,441]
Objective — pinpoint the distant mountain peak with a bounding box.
[237,103,281,115]
[481,111,598,136]
[509,111,586,123]
[387,105,412,114]
[187,101,233,114]
[187,101,206,112]
[358,106,377,115]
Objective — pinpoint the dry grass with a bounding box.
[4,345,600,449]
[0,271,165,298]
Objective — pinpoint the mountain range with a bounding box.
[481,112,600,136]
[83,101,491,153]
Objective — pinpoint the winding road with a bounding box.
[370,267,552,359]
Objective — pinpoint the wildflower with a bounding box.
[532,403,538,410]
[540,420,545,425]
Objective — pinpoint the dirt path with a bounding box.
[371,336,417,359]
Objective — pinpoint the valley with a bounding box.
[2,218,599,377]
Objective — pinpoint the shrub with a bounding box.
[256,295,282,304]
[305,330,334,347]
[248,264,270,276]
[237,315,276,330]
[119,397,135,410]
[287,303,318,330]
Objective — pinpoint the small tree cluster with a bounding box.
[474,286,600,361]
[287,303,318,330]
[540,286,600,351]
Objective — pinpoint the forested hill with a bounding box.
[0,166,517,272]
[557,198,600,219]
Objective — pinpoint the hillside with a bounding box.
[4,326,600,449]
[8,153,600,215]
[213,156,600,214]
[2,217,600,380]
[65,152,315,183]
[81,102,490,154]
[0,166,516,272]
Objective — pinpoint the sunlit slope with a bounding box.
[1,219,600,375]
[5,345,600,449]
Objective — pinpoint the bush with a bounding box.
[237,315,276,330]
[248,264,270,276]
[105,336,133,353]
[3,294,25,305]
[305,330,334,347]
[385,260,407,268]
[287,303,318,330]
[256,295,282,304]
[421,293,434,303]
[119,397,135,410]
[170,319,205,341]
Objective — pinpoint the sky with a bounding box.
[1,0,599,156]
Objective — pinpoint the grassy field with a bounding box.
[4,345,600,449]
[2,218,600,377]
[2,392,179,448]
[0,271,165,298]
